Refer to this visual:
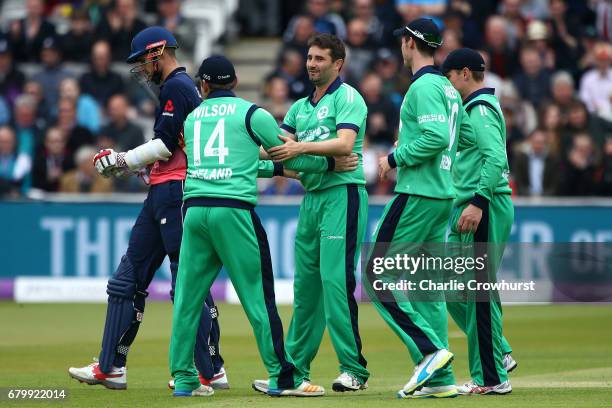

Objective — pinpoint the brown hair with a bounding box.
[307,33,346,62]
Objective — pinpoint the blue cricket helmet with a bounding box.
[126,26,178,63]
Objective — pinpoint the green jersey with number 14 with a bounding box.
[182,90,330,206]
[389,66,463,199]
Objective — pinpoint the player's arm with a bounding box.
[250,107,356,173]
[471,106,507,207]
[94,86,188,175]
[388,88,450,168]
[257,160,285,178]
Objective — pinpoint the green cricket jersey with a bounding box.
[453,88,512,207]
[182,90,330,206]
[281,77,366,191]
[389,66,463,199]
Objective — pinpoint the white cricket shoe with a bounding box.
[252,379,269,394]
[168,367,229,390]
[68,361,127,390]
[408,385,459,398]
[267,381,325,397]
[332,372,368,392]
[457,380,512,395]
[172,384,214,397]
[397,349,454,398]
[503,353,518,373]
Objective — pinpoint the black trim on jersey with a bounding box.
[473,200,502,386]
[364,194,439,355]
[464,99,502,122]
[184,197,254,210]
[337,123,360,133]
[388,152,397,169]
[470,193,489,210]
[411,65,443,83]
[345,184,368,370]
[308,76,343,107]
[245,104,262,146]
[280,123,296,134]
[250,210,297,390]
[463,88,495,105]
[273,162,284,176]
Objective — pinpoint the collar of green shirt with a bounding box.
[411,65,443,83]
[308,76,343,107]
[463,87,495,105]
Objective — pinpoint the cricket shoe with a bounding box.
[168,367,229,390]
[332,372,368,392]
[503,353,518,373]
[172,384,214,397]
[68,361,126,390]
[397,349,454,398]
[267,381,325,397]
[252,379,269,394]
[407,385,459,399]
[457,380,512,395]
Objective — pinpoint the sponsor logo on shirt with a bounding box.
[418,114,446,124]
[297,126,331,142]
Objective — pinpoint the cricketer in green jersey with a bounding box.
[366,18,459,399]
[442,48,515,395]
[169,55,358,398]
[259,34,370,392]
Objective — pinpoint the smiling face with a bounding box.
[306,45,341,86]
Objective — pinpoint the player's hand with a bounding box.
[334,153,359,172]
[268,135,304,161]
[457,204,483,233]
[378,155,392,180]
[283,169,300,179]
[93,149,127,178]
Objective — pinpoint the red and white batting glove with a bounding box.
[93,149,127,177]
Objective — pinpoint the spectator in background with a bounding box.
[0,97,9,126]
[60,8,94,63]
[31,126,73,192]
[8,0,56,62]
[562,100,612,150]
[23,80,51,129]
[359,72,397,148]
[559,133,598,195]
[32,37,74,118]
[540,102,564,154]
[261,76,292,124]
[597,137,612,195]
[372,48,402,104]
[579,42,612,122]
[0,126,31,197]
[352,0,386,47]
[594,0,612,42]
[12,94,43,163]
[435,28,462,67]
[447,0,483,48]
[0,38,25,108]
[59,145,112,193]
[55,97,94,155]
[281,15,316,60]
[549,0,582,76]
[499,0,527,47]
[512,128,560,196]
[284,0,346,41]
[526,20,555,70]
[97,94,143,152]
[261,176,304,195]
[272,49,311,100]
[396,0,446,23]
[96,0,147,61]
[344,19,375,85]
[478,49,503,95]
[156,0,196,59]
[521,0,550,20]
[513,44,552,106]
[550,70,576,114]
[59,78,101,134]
[499,80,537,147]
[79,40,125,109]
[484,15,518,78]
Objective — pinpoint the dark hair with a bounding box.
[413,38,436,57]
[307,33,346,62]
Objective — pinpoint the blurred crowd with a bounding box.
[258,0,612,197]
[0,0,611,198]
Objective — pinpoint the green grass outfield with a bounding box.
[1,302,611,407]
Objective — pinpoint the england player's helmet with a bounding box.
[126,26,178,65]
